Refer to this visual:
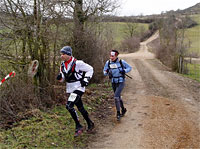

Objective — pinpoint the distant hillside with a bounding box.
[141,3,200,22]
[164,3,200,15]
[180,3,200,15]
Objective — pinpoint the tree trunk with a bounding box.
[73,0,86,59]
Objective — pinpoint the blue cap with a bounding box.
[60,46,72,56]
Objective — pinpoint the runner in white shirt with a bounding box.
[57,46,94,137]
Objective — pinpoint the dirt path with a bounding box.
[87,32,200,149]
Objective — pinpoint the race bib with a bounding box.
[68,93,77,102]
[110,64,118,69]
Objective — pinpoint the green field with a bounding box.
[105,17,199,55]
[185,14,200,55]
[102,22,149,44]
[183,63,200,82]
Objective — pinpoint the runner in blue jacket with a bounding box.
[103,50,132,121]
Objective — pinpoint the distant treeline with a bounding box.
[100,15,155,23]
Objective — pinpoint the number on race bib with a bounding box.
[110,64,118,69]
[68,93,77,102]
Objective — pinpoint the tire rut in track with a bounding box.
[132,59,200,148]
[133,59,170,98]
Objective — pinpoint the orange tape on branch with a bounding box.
[0,71,16,86]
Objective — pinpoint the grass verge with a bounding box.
[0,82,113,148]
[182,63,200,82]
[185,14,200,55]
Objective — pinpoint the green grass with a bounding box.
[183,63,200,82]
[185,14,200,55]
[177,14,200,82]
[0,106,89,148]
[191,14,200,24]
[0,83,113,148]
[102,22,149,44]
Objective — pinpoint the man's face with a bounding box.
[60,53,71,61]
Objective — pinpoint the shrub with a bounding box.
[177,16,198,29]
[120,37,140,53]
[0,74,55,128]
[156,44,178,71]
[69,26,114,83]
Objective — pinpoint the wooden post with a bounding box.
[179,56,183,73]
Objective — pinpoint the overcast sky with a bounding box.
[117,0,200,16]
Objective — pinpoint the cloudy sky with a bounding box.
[117,0,200,16]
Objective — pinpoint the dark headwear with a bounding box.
[60,46,72,56]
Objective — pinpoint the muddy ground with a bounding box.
[87,32,200,149]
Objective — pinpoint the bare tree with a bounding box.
[0,0,119,88]
[51,0,119,60]
[124,21,139,38]
[157,14,191,72]
[0,0,119,123]
[0,0,71,91]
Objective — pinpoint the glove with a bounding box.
[106,69,112,79]
[81,77,90,87]
[108,72,112,79]
[81,80,89,87]
[57,73,62,80]
[120,69,125,75]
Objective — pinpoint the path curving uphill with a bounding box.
[87,32,200,149]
